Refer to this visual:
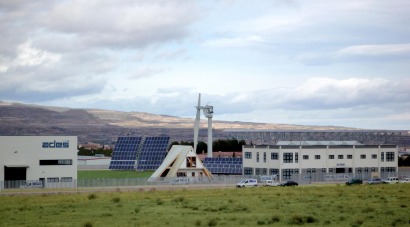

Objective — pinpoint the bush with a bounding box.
[87,194,97,200]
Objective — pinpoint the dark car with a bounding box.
[345,178,363,185]
[280,181,298,186]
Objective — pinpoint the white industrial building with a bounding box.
[243,141,398,181]
[0,136,77,188]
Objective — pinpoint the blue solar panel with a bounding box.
[109,137,142,170]
[203,157,243,175]
[136,136,169,171]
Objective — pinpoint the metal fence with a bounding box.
[1,168,409,191]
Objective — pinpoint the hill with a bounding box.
[0,101,355,144]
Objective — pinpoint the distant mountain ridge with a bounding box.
[0,101,356,144]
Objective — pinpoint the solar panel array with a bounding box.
[203,157,243,174]
[109,136,169,170]
[109,137,142,170]
[136,136,170,171]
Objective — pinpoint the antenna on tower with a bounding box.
[193,93,214,157]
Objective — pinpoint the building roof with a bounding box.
[276,141,362,146]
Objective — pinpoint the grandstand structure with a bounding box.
[224,129,410,146]
[202,157,242,175]
[109,136,170,170]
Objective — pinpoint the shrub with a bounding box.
[111,197,120,203]
[87,194,97,200]
[82,221,93,227]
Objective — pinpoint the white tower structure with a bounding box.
[193,93,214,158]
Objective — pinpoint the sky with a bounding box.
[1,0,410,130]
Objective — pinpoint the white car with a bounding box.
[264,180,280,187]
[400,178,410,183]
[236,179,258,188]
[384,177,399,184]
[169,178,190,185]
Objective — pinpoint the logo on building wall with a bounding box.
[42,140,69,148]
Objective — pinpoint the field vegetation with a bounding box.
[1,184,409,226]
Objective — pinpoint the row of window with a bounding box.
[47,177,73,183]
[245,152,395,162]
[39,159,72,165]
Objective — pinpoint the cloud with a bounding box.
[337,43,410,57]
[39,0,198,49]
[203,35,266,47]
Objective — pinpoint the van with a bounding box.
[385,177,399,184]
[169,178,190,185]
[236,179,258,188]
[20,181,43,188]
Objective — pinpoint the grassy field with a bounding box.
[1,184,409,227]
[77,170,154,179]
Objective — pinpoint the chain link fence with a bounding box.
[1,168,409,191]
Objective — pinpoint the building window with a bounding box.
[360,155,366,159]
[322,168,326,173]
[338,155,343,159]
[283,153,293,163]
[329,168,334,173]
[303,155,309,160]
[47,178,59,183]
[271,152,278,160]
[263,152,266,163]
[384,167,396,172]
[386,152,395,162]
[262,168,267,175]
[256,152,260,162]
[40,159,73,165]
[356,168,362,173]
[61,177,73,182]
[364,168,369,173]
[245,152,252,159]
[269,169,279,175]
[244,167,253,175]
[295,153,299,163]
[347,155,352,159]
[315,155,320,160]
[371,154,377,159]
[282,169,298,180]
[381,152,384,162]
[329,155,334,159]
[255,168,260,175]
[371,168,376,172]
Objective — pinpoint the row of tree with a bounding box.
[169,139,246,154]
[77,139,246,157]
[398,156,410,167]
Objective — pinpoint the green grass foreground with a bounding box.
[1,184,409,227]
[77,170,154,179]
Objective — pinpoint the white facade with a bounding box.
[243,141,398,181]
[0,136,77,187]
[149,145,213,181]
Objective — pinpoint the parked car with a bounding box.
[367,178,386,185]
[264,180,280,187]
[384,177,399,184]
[169,178,190,185]
[19,181,43,188]
[399,178,410,183]
[236,179,258,188]
[280,181,298,186]
[345,178,363,185]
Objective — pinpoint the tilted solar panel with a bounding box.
[109,137,142,170]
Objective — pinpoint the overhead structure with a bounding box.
[148,145,213,181]
[193,93,214,157]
